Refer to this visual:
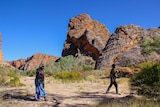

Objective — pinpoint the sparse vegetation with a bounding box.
[141,36,160,55]
[82,65,94,71]
[131,61,160,100]
[95,97,160,107]
[45,55,84,75]
[0,66,25,87]
[54,71,82,82]
[1,54,160,106]
[21,69,36,77]
[7,71,25,87]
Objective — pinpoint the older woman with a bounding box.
[35,64,47,101]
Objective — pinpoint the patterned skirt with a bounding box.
[35,79,47,100]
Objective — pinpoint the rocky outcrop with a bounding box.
[95,25,160,69]
[62,14,160,69]
[9,53,58,71]
[62,14,110,60]
[0,33,4,61]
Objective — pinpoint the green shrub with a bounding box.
[20,69,36,77]
[131,62,160,99]
[152,36,160,54]
[45,55,84,74]
[7,71,25,87]
[26,69,36,76]
[82,65,94,71]
[54,71,82,82]
[141,38,153,55]
[81,70,107,80]
[0,67,7,84]
[0,67,25,87]
[141,36,160,55]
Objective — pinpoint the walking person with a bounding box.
[106,64,119,94]
[35,64,47,101]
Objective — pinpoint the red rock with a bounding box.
[62,14,110,60]
[9,53,58,71]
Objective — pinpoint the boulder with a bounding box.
[62,14,110,60]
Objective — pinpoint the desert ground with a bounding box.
[0,76,135,107]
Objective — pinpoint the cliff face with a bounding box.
[9,53,58,71]
[95,25,160,69]
[0,33,4,61]
[62,14,160,70]
[62,14,110,60]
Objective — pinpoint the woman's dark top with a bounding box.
[36,68,44,82]
[110,68,116,82]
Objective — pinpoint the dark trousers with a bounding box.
[106,80,118,94]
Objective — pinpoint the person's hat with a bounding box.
[112,64,116,68]
[39,63,44,68]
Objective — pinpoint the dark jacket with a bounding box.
[110,68,116,82]
[35,68,44,86]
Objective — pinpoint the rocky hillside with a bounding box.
[95,25,160,69]
[62,14,160,69]
[62,14,110,60]
[9,53,58,71]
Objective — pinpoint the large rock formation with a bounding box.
[0,33,15,68]
[9,53,58,71]
[95,25,160,69]
[62,14,110,60]
[0,33,4,61]
[62,14,160,69]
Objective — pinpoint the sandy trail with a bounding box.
[0,76,132,107]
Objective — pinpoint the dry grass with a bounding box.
[0,76,158,107]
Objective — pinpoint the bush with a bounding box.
[82,65,94,71]
[45,55,84,74]
[131,62,160,99]
[81,70,107,80]
[141,36,160,55]
[54,71,82,82]
[0,67,25,87]
[21,69,36,77]
[6,72,24,87]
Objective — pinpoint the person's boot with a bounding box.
[106,88,110,94]
[116,88,118,94]
[44,97,47,101]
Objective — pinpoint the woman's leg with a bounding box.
[35,86,40,100]
[114,82,118,94]
[106,83,112,93]
[39,82,47,98]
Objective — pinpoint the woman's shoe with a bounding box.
[44,97,47,101]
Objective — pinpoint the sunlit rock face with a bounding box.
[0,33,4,61]
[62,14,111,60]
[95,25,160,69]
[9,53,58,71]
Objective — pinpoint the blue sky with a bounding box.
[0,0,159,61]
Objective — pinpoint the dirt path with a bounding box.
[0,77,132,107]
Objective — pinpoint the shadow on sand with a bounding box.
[1,89,61,107]
[1,88,136,107]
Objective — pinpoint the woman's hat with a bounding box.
[112,64,116,67]
[39,63,44,68]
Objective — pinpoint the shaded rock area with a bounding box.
[95,25,160,69]
[62,14,110,60]
[9,53,58,71]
